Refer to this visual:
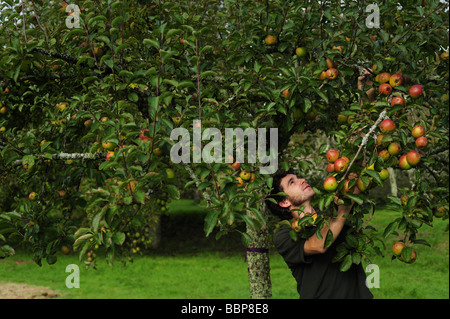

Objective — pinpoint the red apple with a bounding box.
[398,154,411,170]
[326,68,339,80]
[326,149,340,163]
[389,73,403,87]
[231,162,241,170]
[388,142,401,156]
[409,84,424,98]
[240,170,252,181]
[326,163,335,173]
[334,158,348,173]
[406,150,421,166]
[379,83,393,95]
[106,151,115,161]
[415,136,428,149]
[377,72,391,83]
[324,176,338,192]
[378,149,390,161]
[411,125,425,138]
[392,241,405,256]
[282,88,290,98]
[356,177,370,192]
[380,119,396,133]
[390,96,405,107]
[28,192,37,200]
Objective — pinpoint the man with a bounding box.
[266,169,373,299]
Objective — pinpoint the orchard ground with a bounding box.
[0,200,448,299]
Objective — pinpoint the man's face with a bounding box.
[279,174,315,211]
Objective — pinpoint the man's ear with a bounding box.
[279,199,291,208]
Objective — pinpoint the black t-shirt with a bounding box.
[274,223,374,299]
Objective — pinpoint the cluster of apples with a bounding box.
[377,118,426,170]
[323,149,352,192]
[231,161,256,187]
[375,72,424,100]
[318,58,339,81]
[392,241,416,264]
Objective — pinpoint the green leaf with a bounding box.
[344,194,364,205]
[134,190,145,204]
[112,232,126,245]
[167,184,180,200]
[339,254,353,272]
[204,210,220,237]
[324,229,334,248]
[143,38,160,49]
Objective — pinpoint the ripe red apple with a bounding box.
[392,241,405,256]
[389,73,403,87]
[411,125,425,138]
[390,96,405,107]
[102,141,116,150]
[378,149,390,161]
[231,162,241,170]
[324,176,338,192]
[334,158,348,173]
[139,129,151,143]
[240,170,252,181]
[406,150,421,166]
[377,72,391,83]
[326,68,339,80]
[379,83,393,95]
[326,57,336,68]
[398,154,411,170]
[380,119,396,133]
[356,177,370,192]
[326,163,335,173]
[341,156,350,164]
[409,84,424,98]
[388,142,401,156]
[326,149,340,163]
[106,151,114,161]
[415,136,428,149]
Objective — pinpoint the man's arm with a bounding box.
[303,207,348,255]
[304,174,360,255]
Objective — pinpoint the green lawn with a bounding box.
[0,201,448,299]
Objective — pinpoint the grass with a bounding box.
[0,201,448,299]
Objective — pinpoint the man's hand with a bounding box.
[348,172,361,195]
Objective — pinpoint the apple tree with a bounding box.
[0,0,448,298]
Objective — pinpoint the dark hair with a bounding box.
[265,168,295,220]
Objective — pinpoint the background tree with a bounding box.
[0,0,448,298]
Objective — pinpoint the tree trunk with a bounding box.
[245,209,272,299]
[387,167,397,197]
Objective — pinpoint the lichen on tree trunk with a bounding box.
[246,216,272,299]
